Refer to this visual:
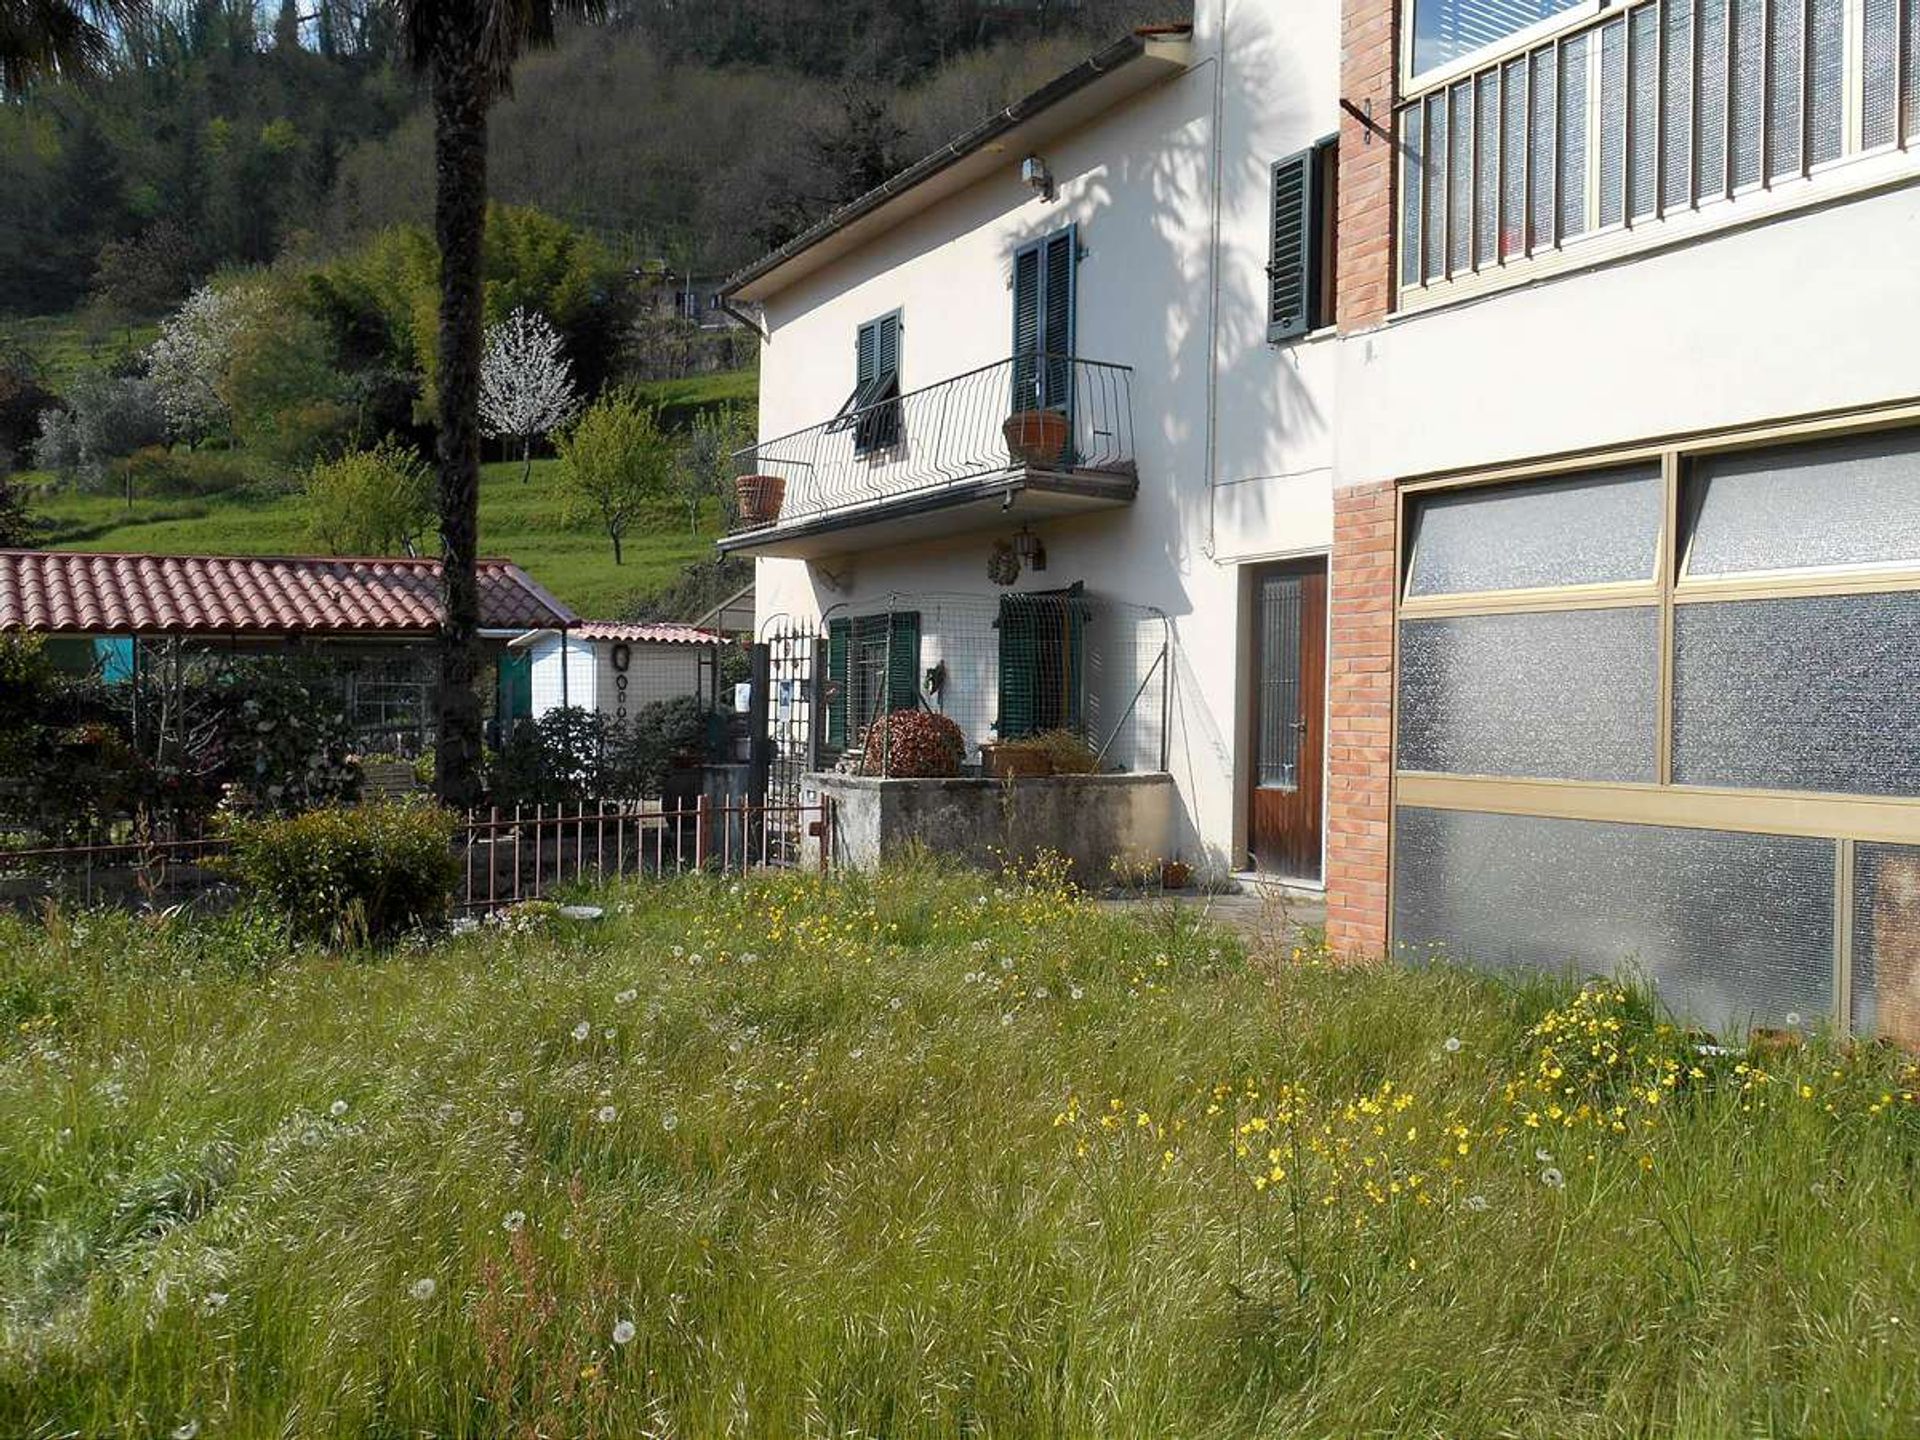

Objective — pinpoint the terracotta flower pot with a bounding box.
[1003,408,1070,468]
[1161,859,1193,891]
[735,474,786,527]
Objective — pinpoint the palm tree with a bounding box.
[0,0,145,93]
[398,0,602,809]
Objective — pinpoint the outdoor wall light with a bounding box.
[1021,154,1056,202]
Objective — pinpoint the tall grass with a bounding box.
[2,863,1917,1437]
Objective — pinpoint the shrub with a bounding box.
[1002,728,1102,775]
[604,695,711,798]
[221,801,460,946]
[303,438,432,554]
[486,707,612,806]
[108,446,255,499]
[859,709,966,778]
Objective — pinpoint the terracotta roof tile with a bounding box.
[0,551,576,636]
[569,621,722,645]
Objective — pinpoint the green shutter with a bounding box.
[1011,241,1042,411]
[886,610,921,713]
[1268,143,1327,342]
[825,618,850,750]
[1039,229,1074,414]
[855,320,879,390]
[997,596,1039,739]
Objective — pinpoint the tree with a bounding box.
[478,305,578,482]
[557,389,669,565]
[1,0,146,94]
[394,0,606,811]
[304,439,434,554]
[147,283,248,448]
[31,368,166,496]
[672,403,751,533]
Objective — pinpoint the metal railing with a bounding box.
[0,798,833,918]
[730,354,1136,534]
[1399,0,1920,294]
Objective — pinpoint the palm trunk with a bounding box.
[430,33,489,812]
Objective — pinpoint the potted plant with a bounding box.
[980,741,1051,779]
[735,473,786,527]
[1002,407,1070,468]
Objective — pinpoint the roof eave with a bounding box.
[723,28,1193,305]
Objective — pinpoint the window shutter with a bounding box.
[875,312,900,377]
[1012,244,1042,409]
[886,611,921,713]
[996,596,1040,739]
[1268,146,1320,342]
[855,320,879,389]
[1040,229,1074,409]
[825,618,850,750]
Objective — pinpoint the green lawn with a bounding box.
[0,312,157,388]
[3,862,1919,1437]
[27,458,718,619]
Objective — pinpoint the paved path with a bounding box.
[1097,879,1325,951]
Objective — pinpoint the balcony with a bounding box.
[1397,0,1920,310]
[719,355,1137,560]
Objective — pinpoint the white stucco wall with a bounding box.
[748,0,1343,873]
[1335,178,1920,488]
[527,635,706,722]
[527,634,597,718]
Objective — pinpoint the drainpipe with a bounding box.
[1200,10,1228,564]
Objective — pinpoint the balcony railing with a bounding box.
[729,355,1136,535]
[1398,0,1920,299]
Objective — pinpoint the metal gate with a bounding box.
[751,615,827,864]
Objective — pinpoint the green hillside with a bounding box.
[29,457,719,620]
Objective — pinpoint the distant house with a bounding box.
[511,621,724,726]
[0,550,717,753]
[635,268,743,331]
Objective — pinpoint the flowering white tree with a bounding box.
[147,284,250,448]
[479,307,581,483]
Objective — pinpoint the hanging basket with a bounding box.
[735,474,786,527]
[1002,408,1070,468]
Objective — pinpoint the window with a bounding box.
[1012,228,1076,418]
[1392,418,1920,1041]
[1410,0,1588,78]
[1267,137,1337,342]
[996,588,1087,739]
[1398,0,1915,298]
[827,312,902,455]
[825,612,921,751]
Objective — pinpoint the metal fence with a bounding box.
[758,589,1173,790]
[0,798,833,918]
[730,354,1136,532]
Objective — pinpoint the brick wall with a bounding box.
[1336,0,1399,329]
[1325,480,1396,955]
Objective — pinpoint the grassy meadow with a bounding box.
[24,456,716,619]
[4,861,1920,1437]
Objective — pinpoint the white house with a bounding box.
[723,0,1920,1045]
[514,622,721,726]
[722,2,1344,884]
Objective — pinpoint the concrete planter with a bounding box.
[806,771,1175,884]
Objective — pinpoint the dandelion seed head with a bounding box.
[1070,986,1084,1001]
[999,956,1014,971]
[596,1105,617,1124]
[661,1111,679,1133]
[612,1318,636,1345]
[888,997,902,1011]
[1535,1147,1554,1164]
[1034,986,1051,1000]
[173,1422,200,1440]
[1000,1013,1014,1027]
[1540,1167,1566,1190]
[202,1291,229,1314]
[409,1277,437,1302]
[506,1109,525,1127]
[571,1021,591,1042]
[1443,1036,1462,1054]
[615,988,638,1005]
[503,1210,526,1232]
[1461,1194,1488,1212]
[329,1098,349,1117]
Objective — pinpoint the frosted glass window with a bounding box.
[1393,807,1836,1035]
[1502,58,1528,256]
[1768,0,1804,178]
[1450,81,1476,274]
[1558,34,1589,240]
[1729,0,1765,187]
[1401,104,1426,287]
[1475,71,1501,267]
[1807,0,1846,166]
[1696,0,1729,198]
[1852,844,1920,1047]
[1661,0,1694,209]
[1598,18,1626,225]
[1629,4,1661,216]
[1398,608,1660,780]
[1426,98,1451,282]
[1529,48,1557,246]
[1406,464,1663,596]
[1673,593,1920,795]
[1864,0,1900,149]
[1684,429,1920,576]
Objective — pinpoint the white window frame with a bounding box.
[1402,0,1606,93]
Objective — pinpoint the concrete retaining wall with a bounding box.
[808,771,1176,883]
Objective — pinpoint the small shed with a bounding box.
[513,621,723,726]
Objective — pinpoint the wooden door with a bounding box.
[1248,561,1327,880]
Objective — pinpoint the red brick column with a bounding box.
[1337,0,1400,329]
[1326,480,1396,956]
